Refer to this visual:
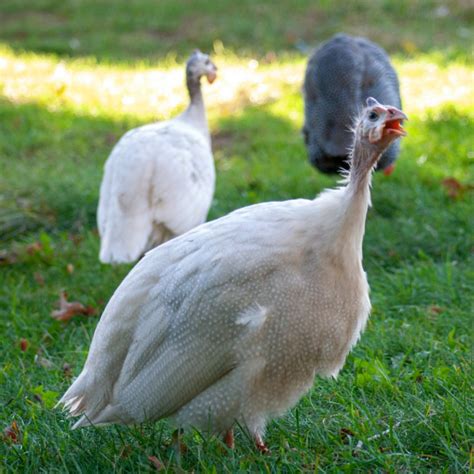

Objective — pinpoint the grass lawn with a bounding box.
[1,1,473,472]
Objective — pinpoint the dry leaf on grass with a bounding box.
[441,177,473,199]
[19,338,29,352]
[339,427,355,443]
[51,291,97,322]
[3,421,21,444]
[26,242,43,255]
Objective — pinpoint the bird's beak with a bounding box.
[206,68,217,84]
[382,107,408,138]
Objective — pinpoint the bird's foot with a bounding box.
[224,429,234,449]
[254,434,269,454]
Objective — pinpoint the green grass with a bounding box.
[0,0,472,62]
[1,1,473,472]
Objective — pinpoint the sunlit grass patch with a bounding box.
[395,56,474,115]
[0,45,304,123]
[1,45,472,125]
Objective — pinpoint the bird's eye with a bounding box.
[368,111,378,121]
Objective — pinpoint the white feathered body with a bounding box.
[62,184,371,437]
[98,119,215,264]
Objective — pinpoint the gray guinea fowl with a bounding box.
[303,34,402,175]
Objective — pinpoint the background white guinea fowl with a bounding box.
[60,98,407,452]
[97,50,217,264]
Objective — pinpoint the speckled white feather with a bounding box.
[62,190,370,432]
[61,99,406,447]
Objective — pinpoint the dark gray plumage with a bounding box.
[303,34,402,174]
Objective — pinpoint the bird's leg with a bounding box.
[254,434,269,454]
[223,428,234,449]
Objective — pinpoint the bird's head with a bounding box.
[186,49,218,84]
[356,97,407,153]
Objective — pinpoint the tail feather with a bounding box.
[71,404,127,429]
[59,370,116,427]
[99,212,153,264]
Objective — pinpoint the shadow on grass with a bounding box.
[1,94,472,272]
[0,95,315,244]
[0,98,140,242]
[0,0,472,63]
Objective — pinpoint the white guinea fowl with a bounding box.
[97,50,217,264]
[60,98,407,451]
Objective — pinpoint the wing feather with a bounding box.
[97,121,214,264]
[62,199,315,426]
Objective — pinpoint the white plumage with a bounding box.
[61,98,407,451]
[98,50,217,264]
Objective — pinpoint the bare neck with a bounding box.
[187,74,204,106]
[347,136,380,195]
[180,75,209,139]
[334,137,381,256]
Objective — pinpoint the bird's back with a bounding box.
[97,120,215,263]
[305,34,364,157]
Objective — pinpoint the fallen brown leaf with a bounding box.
[26,242,43,255]
[51,291,97,322]
[442,177,462,199]
[340,427,355,443]
[3,421,21,444]
[429,305,444,314]
[148,456,164,471]
[441,177,473,199]
[19,338,28,352]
